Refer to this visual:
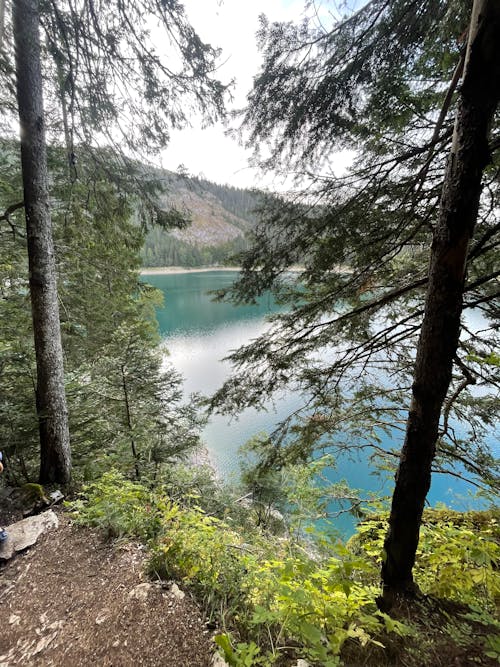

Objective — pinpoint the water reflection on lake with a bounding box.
[143,270,487,534]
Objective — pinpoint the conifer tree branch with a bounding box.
[0,201,25,237]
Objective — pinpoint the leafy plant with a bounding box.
[68,470,174,541]
[355,509,500,612]
[148,504,255,625]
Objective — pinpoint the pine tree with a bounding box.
[0,144,204,482]
[1,0,226,483]
[382,0,500,603]
[211,0,500,603]
[13,0,71,484]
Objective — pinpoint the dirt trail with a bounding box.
[0,513,215,666]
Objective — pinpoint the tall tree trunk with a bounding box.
[382,0,500,604]
[13,0,72,485]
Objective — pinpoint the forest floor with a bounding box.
[0,511,216,666]
[0,500,497,667]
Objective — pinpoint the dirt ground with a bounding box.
[0,513,216,666]
[1,500,497,667]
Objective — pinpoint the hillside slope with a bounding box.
[142,173,260,268]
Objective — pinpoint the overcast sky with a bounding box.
[158,0,311,190]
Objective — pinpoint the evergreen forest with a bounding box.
[141,174,257,267]
[0,1,499,665]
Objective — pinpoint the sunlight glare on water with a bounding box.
[144,270,492,534]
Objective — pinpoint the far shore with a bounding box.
[140,265,307,275]
[140,265,241,275]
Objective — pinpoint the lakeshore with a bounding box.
[141,264,348,276]
[140,265,241,275]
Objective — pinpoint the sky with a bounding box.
[158,0,312,190]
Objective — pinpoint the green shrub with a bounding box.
[232,544,410,666]
[70,474,500,666]
[148,507,254,624]
[356,509,500,612]
[68,470,175,541]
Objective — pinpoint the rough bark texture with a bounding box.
[13,0,72,484]
[382,0,500,601]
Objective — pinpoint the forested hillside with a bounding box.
[141,173,260,267]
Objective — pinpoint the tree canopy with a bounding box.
[213,0,499,487]
[211,0,500,597]
[1,0,226,155]
[1,0,226,483]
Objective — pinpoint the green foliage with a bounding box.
[355,509,500,612]
[484,633,500,661]
[21,483,49,504]
[72,474,500,666]
[142,226,248,268]
[1,0,227,484]
[238,440,369,540]
[0,143,202,482]
[156,462,252,525]
[1,0,226,159]
[237,547,407,666]
[0,143,40,481]
[239,434,289,531]
[69,471,172,541]
[215,635,263,667]
[149,505,252,625]
[71,472,407,664]
[211,0,499,501]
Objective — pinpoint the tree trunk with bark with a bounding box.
[382,0,500,604]
[13,0,72,484]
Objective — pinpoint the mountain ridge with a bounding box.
[142,171,261,267]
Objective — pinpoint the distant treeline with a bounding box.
[142,228,248,267]
[141,175,261,267]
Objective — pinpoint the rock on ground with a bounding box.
[0,510,59,561]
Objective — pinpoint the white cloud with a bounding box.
[159,0,306,188]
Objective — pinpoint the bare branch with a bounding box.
[0,201,25,238]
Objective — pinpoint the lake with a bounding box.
[143,270,487,533]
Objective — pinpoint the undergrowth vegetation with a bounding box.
[70,471,500,666]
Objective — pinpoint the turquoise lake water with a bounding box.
[143,270,488,533]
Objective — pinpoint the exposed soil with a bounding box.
[0,487,25,527]
[0,512,215,666]
[0,500,497,667]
